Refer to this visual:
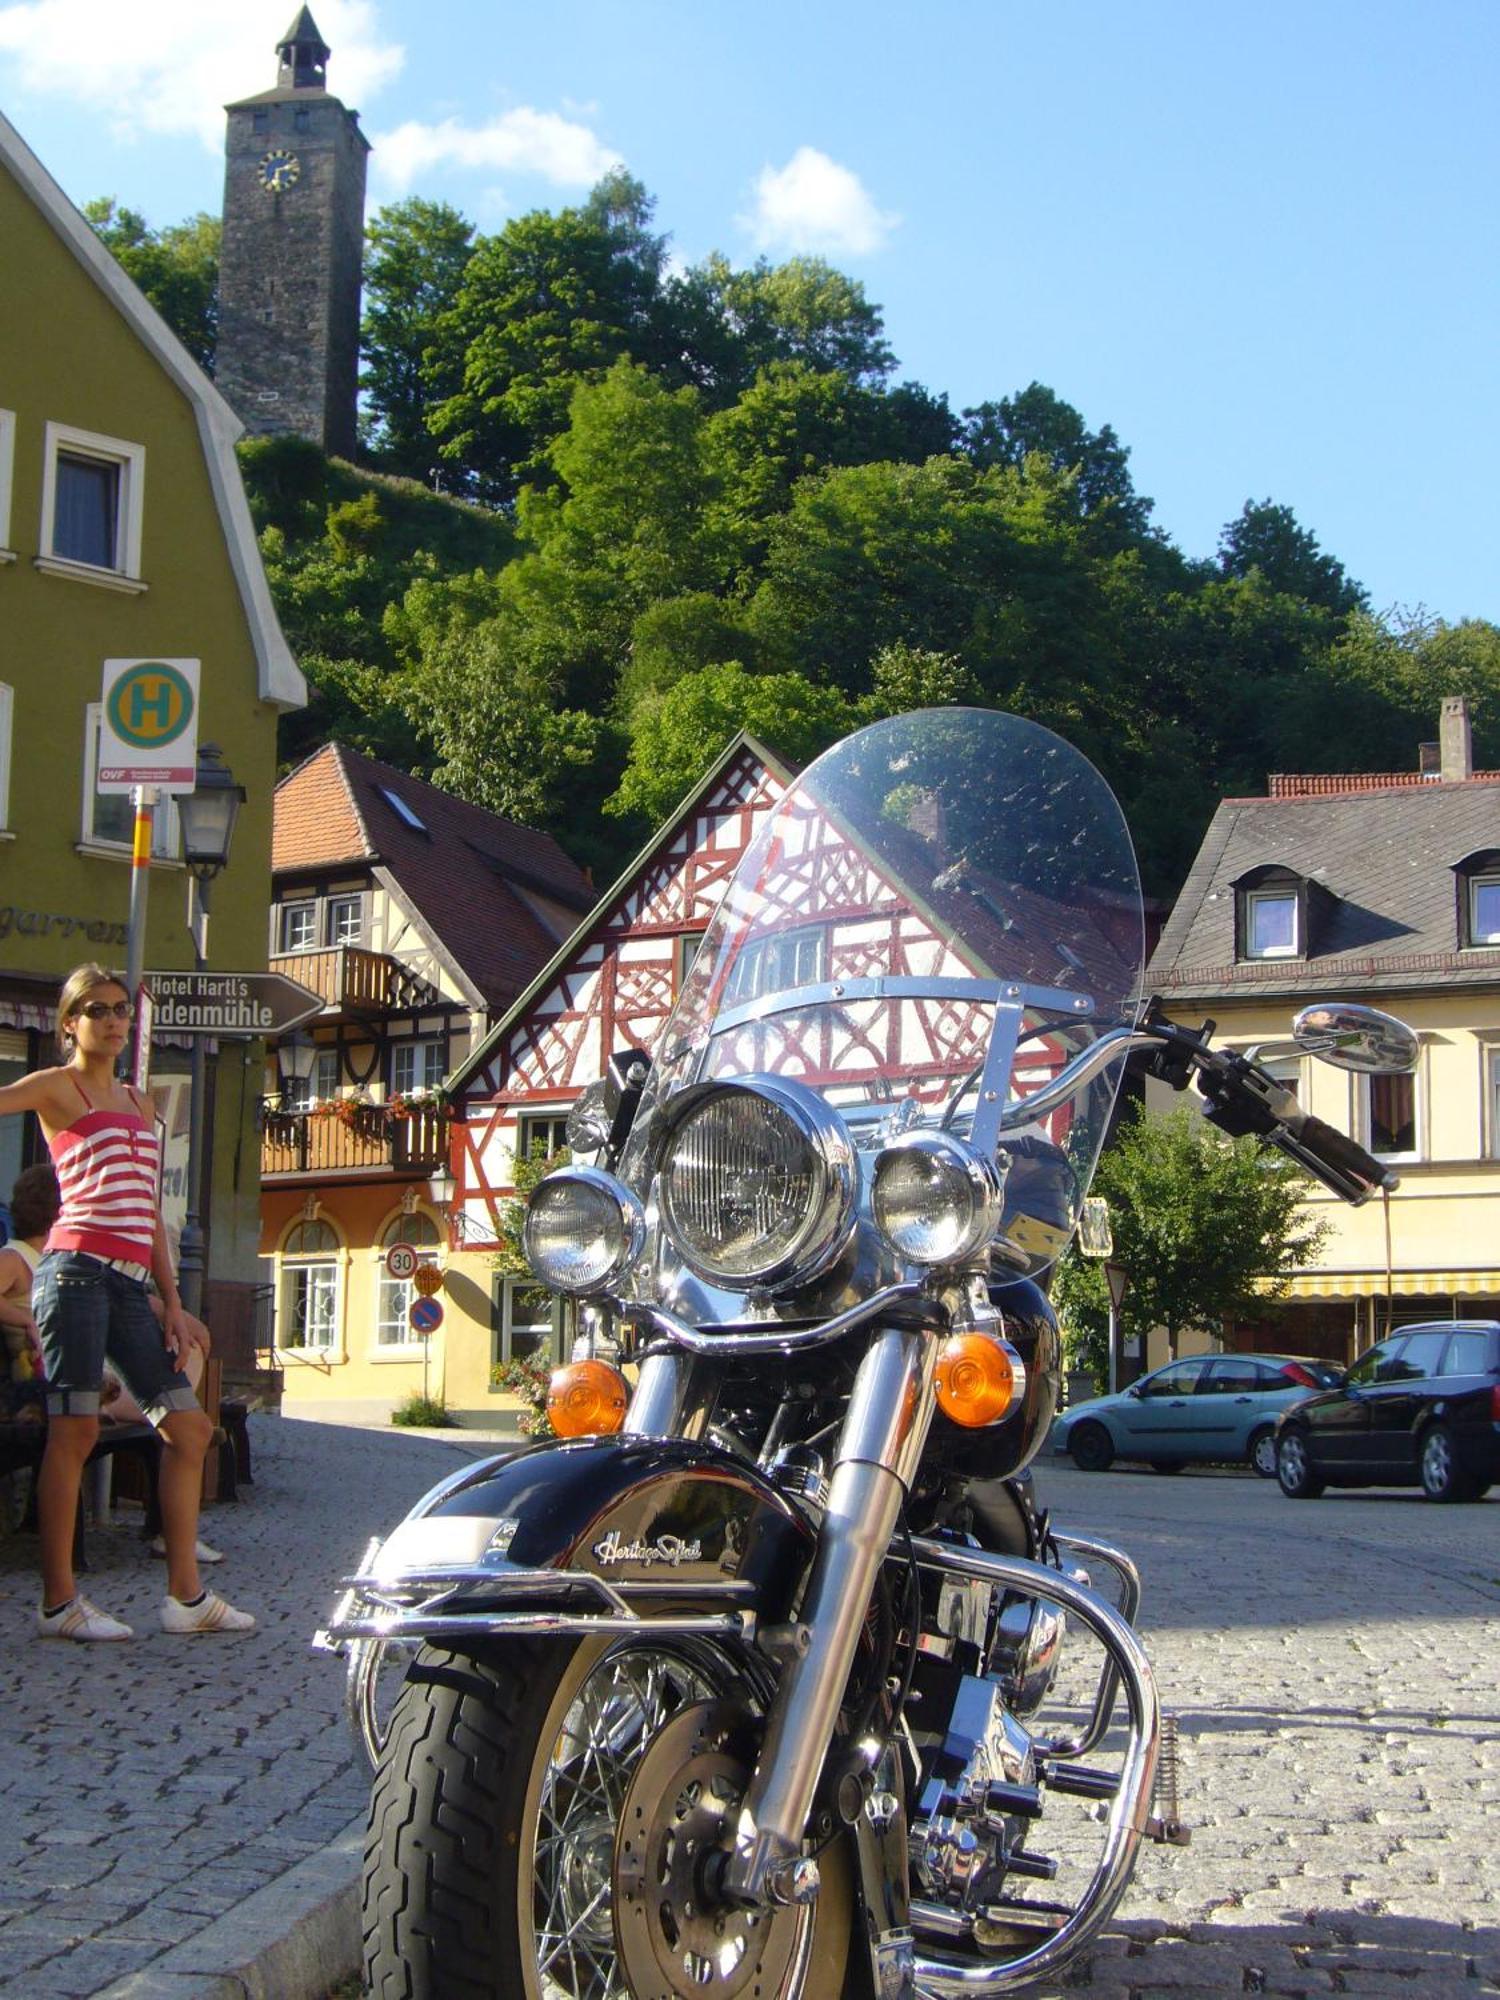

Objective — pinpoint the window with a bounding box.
[380,786,426,832]
[1362,1069,1419,1162]
[726,926,826,1003]
[0,683,11,832]
[392,1040,445,1097]
[1202,1357,1265,1395]
[517,1112,569,1166]
[283,1048,339,1110]
[39,423,145,585]
[280,901,317,952]
[676,931,707,990]
[252,109,269,134]
[1395,1330,1449,1380]
[280,1218,340,1352]
[1139,1360,1208,1399]
[496,1276,556,1368]
[0,408,14,555]
[1245,890,1298,959]
[1346,1340,1402,1387]
[1470,877,1500,946]
[1440,1330,1495,1376]
[375,1211,442,1349]
[81,705,179,854]
[326,894,362,946]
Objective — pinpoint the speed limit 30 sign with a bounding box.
[384,1242,419,1281]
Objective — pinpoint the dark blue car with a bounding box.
[1276,1321,1500,1502]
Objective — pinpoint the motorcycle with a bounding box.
[318,708,1412,1999]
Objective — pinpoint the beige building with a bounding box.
[1147,699,1500,1365]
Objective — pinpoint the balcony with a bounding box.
[260,1102,451,1181]
[269,947,440,1017]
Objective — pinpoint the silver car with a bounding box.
[1052,1352,1340,1477]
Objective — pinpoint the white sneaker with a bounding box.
[159,1590,255,1636]
[150,1534,224,1564]
[37,1595,133,1642]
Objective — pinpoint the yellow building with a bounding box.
[1146,699,1500,1365]
[0,110,303,1315]
[260,745,592,1421]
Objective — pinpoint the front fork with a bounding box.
[627,1327,939,1907]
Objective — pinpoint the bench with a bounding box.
[0,1416,162,1568]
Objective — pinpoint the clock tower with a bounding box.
[216,8,369,456]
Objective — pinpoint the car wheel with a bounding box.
[1276,1430,1324,1499]
[1418,1423,1481,1502]
[1248,1427,1279,1479]
[1068,1421,1115,1473]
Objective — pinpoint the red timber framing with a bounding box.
[448,737,794,1249]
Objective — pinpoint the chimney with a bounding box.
[1440,696,1473,782]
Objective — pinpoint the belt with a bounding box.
[75,1252,151,1284]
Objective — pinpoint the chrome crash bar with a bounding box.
[909,1537,1162,1998]
[620,1279,938,1356]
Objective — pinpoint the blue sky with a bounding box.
[2,0,1495,621]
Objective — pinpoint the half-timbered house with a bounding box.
[261,743,592,1420]
[439,735,793,1418]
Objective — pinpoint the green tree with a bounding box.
[608,661,851,821]
[360,198,476,479]
[428,176,667,500]
[1052,1105,1329,1382]
[961,382,1151,538]
[664,252,894,401]
[84,198,220,368]
[1218,499,1366,616]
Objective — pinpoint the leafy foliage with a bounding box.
[390,1391,454,1428]
[1052,1106,1331,1383]
[84,198,220,368]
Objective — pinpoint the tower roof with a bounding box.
[277,6,331,90]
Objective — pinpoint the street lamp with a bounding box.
[277,1033,317,1105]
[177,744,246,1319]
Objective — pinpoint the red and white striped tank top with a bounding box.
[45,1075,161,1265]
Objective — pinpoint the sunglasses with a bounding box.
[76,1000,132,1021]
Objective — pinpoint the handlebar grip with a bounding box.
[1274,1111,1397,1204]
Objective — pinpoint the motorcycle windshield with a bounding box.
[619,709,1144,1278]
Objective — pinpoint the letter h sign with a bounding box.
[97,659,200,792]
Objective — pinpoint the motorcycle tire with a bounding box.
[363,1633,853,2000]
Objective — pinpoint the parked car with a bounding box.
[1051,1353,1340,1476]
[1276,1321,1500,1503]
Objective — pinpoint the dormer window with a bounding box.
[1234,865,1307,961]
[1452,849,1500,948]
[1246,890,1298,958]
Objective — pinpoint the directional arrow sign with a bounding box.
[143,971,324,1037]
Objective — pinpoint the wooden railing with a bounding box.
[260,1103,451,1178]
[268,947,439,1015]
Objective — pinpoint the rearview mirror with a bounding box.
[1292,1002,1417,1074]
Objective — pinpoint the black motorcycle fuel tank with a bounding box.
[395,1435,815,1620]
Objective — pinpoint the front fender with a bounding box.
[363,1434,815,1626]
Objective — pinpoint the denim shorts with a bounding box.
[32,1251,197,1426]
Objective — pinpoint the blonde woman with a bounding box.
[0,965,253,1641]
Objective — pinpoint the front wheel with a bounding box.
[363,1634,852,2000]
[1276,1430,1324,1499]
[1068,1421,1116,1472]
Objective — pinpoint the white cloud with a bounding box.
[371,108,622,195]
[743,146,898,256]
[0,0,404,149]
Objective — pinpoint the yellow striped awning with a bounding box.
[1273,1270,1500,1300]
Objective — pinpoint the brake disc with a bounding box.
[613,1699,807,2000]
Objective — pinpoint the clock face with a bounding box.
[258,148,301,194]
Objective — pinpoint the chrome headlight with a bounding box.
[658,1076,856,1290]
[872,1131,1004,1267]
[523,1167,645,1296]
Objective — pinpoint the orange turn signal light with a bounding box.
[547,1359,629,1438]
[934,1331,1021,1429]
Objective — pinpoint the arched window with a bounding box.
[280,1218,340,1353]
[1452,849,1500,948]
[375,1211,442,1349]
[1233,864,1306,961]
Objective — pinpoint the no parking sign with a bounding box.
[410,1296,444,1336]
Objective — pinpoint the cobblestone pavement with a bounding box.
[1029,1463,1500,1998]
[0,1414,474,1998]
